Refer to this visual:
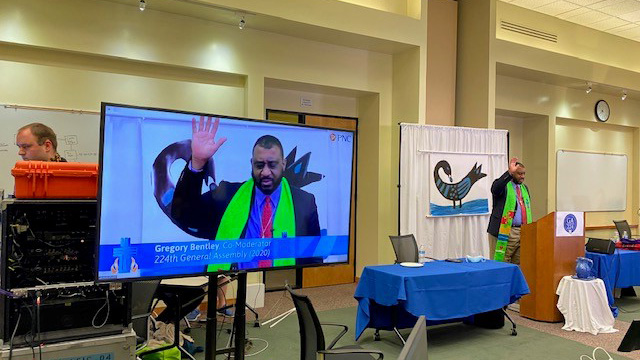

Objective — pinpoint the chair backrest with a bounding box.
[389,234,419,263]
[397,316,428,360]
[614,220,632,239]
[130,280,161,341]
[286,285,326,360]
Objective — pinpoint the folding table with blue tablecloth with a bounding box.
[354,260,530,339]
[586,249,640,316]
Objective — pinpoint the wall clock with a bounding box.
[595,100,610,122]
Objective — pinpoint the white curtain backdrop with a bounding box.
[399,124,508,259]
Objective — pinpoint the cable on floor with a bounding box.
[245,338,269,357]
[579,346,613,360]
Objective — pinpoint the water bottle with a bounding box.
[418,244,426,264]
[623,230,629,241]
[611,230,620,243]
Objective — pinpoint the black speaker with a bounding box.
[619,320,640,352]
[586,238,615,255]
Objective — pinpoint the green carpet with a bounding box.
[615,288,640,323]
[185,306,624,360]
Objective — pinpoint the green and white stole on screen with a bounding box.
[494,182,531,262]
[207,178,296,272]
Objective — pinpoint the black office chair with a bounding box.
[132,282,200,360]
[155,284,206,327]
[397,316,428,360]
[377,234,420,342]
[286,285,383,360]
[389,234,419,263]
[614,220,637,240]
[130,280,181,360]
[131,280,162,347]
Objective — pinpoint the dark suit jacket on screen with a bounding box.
[171,164,321,240]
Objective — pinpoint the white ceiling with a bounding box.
[501,0,640,42]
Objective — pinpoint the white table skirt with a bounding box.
[556,275,618,335]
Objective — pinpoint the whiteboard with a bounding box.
[0,105,100,195]
[556,150,627,212]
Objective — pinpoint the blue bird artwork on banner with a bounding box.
[432,160,487,215]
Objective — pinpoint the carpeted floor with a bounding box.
[183,283,640,360]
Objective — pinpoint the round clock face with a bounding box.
[595,100,610,122]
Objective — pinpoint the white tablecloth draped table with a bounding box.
[556,276,618,335]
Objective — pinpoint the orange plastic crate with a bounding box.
[11,161,98,199]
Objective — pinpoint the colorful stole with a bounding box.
[207,178,296,272]
[494,183,531,262]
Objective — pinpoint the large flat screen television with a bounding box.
[96,103,354,281]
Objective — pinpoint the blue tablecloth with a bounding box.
[586,249,640,316]
[354,260,530,339]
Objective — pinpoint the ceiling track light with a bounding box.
[238,15,246,30]
[139,0,146,11]
[622,90,627,101]
[586,82,592,94]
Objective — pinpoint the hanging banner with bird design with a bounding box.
[428,153,489,216]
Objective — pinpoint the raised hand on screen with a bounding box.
[191,116,227,170]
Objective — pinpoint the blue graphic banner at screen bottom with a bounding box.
[98,235,348,279]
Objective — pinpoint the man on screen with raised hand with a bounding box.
[171,116,321,271]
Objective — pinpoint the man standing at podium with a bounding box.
[487,157,531,264]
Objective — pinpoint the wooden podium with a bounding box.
[520,212,585,322]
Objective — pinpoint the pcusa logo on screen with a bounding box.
[330,133,352,142]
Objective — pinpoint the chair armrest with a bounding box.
[320,322,348,349]
[318,348,384,360]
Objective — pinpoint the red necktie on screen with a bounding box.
[261,196,273,238]
[516,185,527,224]
[258,197,273,268]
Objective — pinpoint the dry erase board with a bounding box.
[0,105,99,195]
[556,150,627,212]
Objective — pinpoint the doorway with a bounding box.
[264,109,358,290]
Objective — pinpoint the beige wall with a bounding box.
[0,60,245,115]
[337,0,419,18]
[497,74,640,229]
[426,0,457,126]
[495,115,523,160]
[199,0,426,45]
[522,116,550,223]
[495,113,549,223]
[357,94,386,272]
[455,0,496,128]
[264,87,358,118]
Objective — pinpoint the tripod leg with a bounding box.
[245,304,260,327]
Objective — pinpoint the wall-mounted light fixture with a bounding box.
[586,82,592,94]
[139,0,146,11]
[238,15,246,29]
[622,90,627,101]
